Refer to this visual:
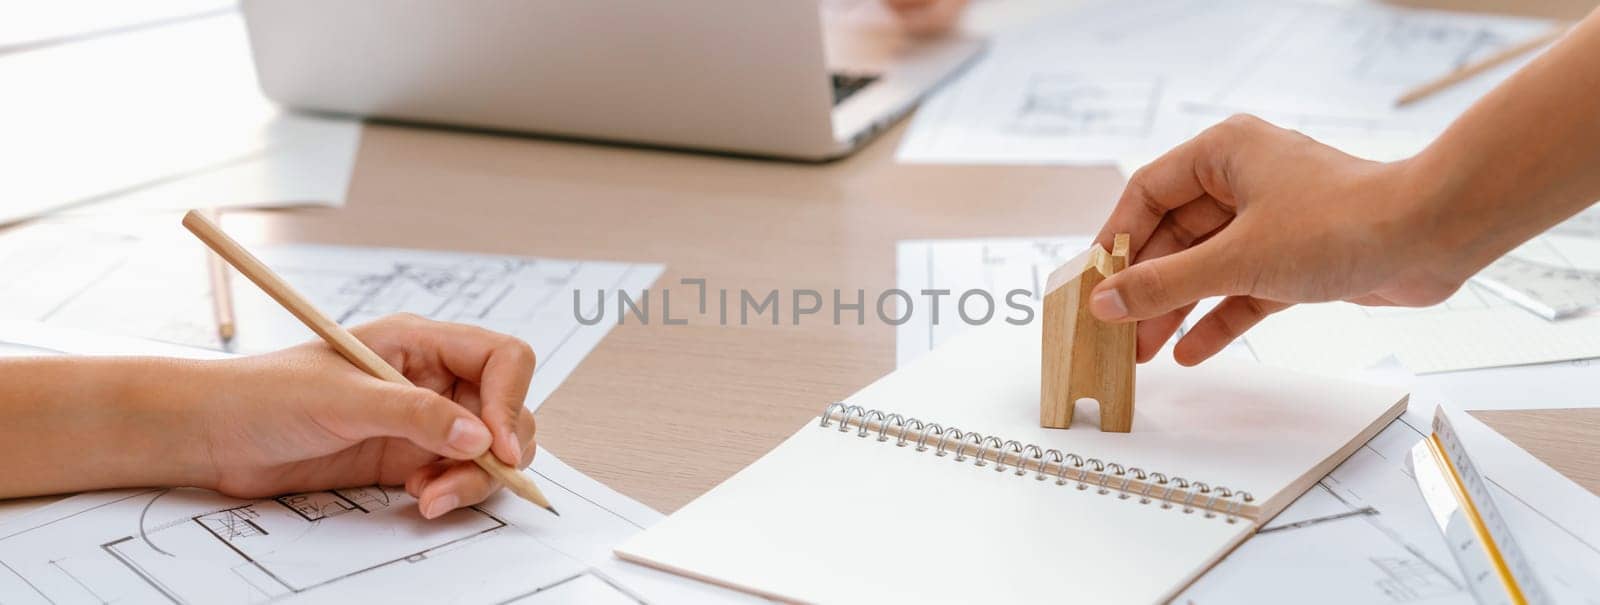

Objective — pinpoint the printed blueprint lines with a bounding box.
[98,487,508,603]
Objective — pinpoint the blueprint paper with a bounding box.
[0,220,662,412]
[899,0,1555,167]
[899,0,1279,166]
[1119,0,1552,167]
[0,450,756,604]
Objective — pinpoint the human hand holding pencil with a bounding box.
[192,314,542,518]
[182,210,556,517]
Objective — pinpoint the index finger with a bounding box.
[1095,121,1233,257]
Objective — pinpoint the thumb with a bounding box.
[330,384,493,460]
[1090,239,1236,322]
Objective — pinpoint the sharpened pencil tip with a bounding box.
[546,505,560,517]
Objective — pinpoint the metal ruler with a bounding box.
[1472,255,1600,320]
[1408,407,1551,605]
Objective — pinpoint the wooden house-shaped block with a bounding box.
[1040,234,1136,432]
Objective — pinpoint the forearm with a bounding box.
[0,357,217,498]
[1409,7,1600,275]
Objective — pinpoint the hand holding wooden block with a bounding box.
[1040,234,1136,432]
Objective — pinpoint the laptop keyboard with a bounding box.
[830,72,879,105]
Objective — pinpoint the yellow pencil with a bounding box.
[181,210,558,516]
[200,209,236,343]
[1396,24,1569,107]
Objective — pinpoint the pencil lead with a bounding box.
[546,505,561,517]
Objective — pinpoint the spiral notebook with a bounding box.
[616,322,1407,604]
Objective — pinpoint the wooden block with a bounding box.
[1039,233,1136,432]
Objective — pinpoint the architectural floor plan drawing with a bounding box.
[1007,75,1162,137]
[1198,2,1547,119]
[0,219,663,411]
[897,0,1554,167]
[98,487,513,602]
[1125,2,1556,169]
[0,450,756,605]
[894,0,1232,166]
[0,488,585,604]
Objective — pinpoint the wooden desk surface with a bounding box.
[225,117,1598,511]
[229,119,1123,511]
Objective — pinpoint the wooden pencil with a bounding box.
[200,209,236,343]
[180,209,558,516]
[1395,24,1569,108]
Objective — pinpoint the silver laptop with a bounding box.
[239,1,985,161]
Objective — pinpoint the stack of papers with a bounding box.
[0,6,712,599]
[0,219,662,412]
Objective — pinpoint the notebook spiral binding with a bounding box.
[820,403,1255,523]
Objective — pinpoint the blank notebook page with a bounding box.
[619,423,1252,603]
[847,322,1408,518]
[617,322,1406,603]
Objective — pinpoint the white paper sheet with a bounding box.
[622,420,1254,604]
[0,449,755,605]
[1245,235,1600,375]
[1116,1,1552,170]
[0,220,663,411]
[894,236,1091,366]
[0,0,234,53]
[898,0,1555,167]
[0,319,231,361]
[53,118,361,218]
[894,236,1256,367]
[899,0,1282,165]
[0,11,359,224]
